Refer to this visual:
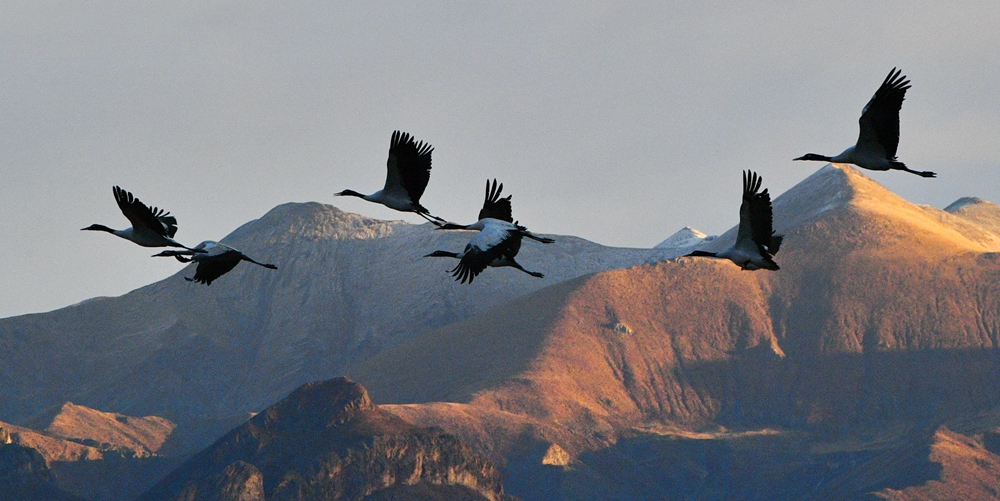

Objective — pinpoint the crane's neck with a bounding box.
[793,153,834,162]
[81,224,118,234]
[335,189,367,199]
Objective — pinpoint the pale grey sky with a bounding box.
[2,2,998,318]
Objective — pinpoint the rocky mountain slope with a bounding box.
[138,377,516,501]
[346,165,1000,499]
[0,203,674,447]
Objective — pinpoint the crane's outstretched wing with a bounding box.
[188,252,243,286]
[113,186,178,237]
[478,179,514,223]
[740,171,783,257]
[385,130,434,203]
[857,68,910,159]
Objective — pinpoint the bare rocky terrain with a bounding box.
[137,377,517,501]
[353,165,1000,499]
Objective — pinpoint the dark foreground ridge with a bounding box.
[138,377,516,501]
[0,442,87,501]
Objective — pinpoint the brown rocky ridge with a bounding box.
[24,401,176,457]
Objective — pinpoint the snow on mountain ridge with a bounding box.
[655,226,713,250]
[0,201,684,433]
[223,202,408,244]
[691,164,1000,254]
[945,197,986,212]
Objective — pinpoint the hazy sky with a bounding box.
[2,2,998,318]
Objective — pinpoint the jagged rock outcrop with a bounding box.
[139,378,515,501]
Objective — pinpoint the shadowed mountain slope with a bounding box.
[138,377,516,501]
[0,443,87,501]
[0,203,673,436]
[874,427,1000,500]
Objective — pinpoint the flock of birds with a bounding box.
[83,68,933,285]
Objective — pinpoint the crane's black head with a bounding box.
[81,224,114,233]
[793,153,833,162]
[335,189,365,198]
[424,250,459,258]
[433,222,468,230]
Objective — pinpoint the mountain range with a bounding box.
[3,164,1000,499]
[0,200,679,449]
